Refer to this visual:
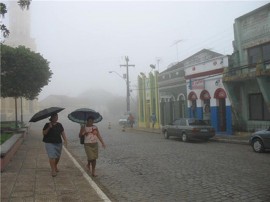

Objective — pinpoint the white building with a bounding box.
[185,55,232,134]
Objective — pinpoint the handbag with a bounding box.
[80,135,85,144]
[79,124,85,144]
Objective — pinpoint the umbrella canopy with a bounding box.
[29,107,65,122]
[68,108,103,124]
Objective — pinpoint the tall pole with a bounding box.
[120,56,135,113]
[20,97,23,124]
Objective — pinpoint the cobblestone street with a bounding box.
[67,124,270,202]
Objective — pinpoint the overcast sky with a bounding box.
[26,0,268,100]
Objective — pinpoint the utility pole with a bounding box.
[120,56,135,113]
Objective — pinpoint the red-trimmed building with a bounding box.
[185,53,232,135]
[158,49,232,134]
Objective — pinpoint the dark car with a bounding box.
[161,118,215,142]
[249,127,270,153]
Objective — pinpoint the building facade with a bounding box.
[223,3,270,131]
[185,54,232,134]
[158,49,232,133]
[158,62,187,126]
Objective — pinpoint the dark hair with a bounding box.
[49,113,58,121]
[87,116,95,121]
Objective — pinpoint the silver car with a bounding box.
[162,118,215,142]
[118,115,129,126]
[249,127,270,153]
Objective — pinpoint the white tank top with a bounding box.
[84,126,98,143]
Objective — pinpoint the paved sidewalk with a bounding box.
[1,127,111,202]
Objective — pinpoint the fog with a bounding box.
[8,1,269,101]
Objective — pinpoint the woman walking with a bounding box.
[79,116,106,177]
[43,113,68,177]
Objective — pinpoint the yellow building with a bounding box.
[137,71,160,129]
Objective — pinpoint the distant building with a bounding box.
[4,1,36,51]
[223,3,270,131]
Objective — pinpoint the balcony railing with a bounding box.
[223,60,270,82]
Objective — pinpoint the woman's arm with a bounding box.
[96,129,106,148]
[61,131,68,147]
[79,126,85,137]
[43,123,52,136]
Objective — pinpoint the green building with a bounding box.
[223,3,270,131]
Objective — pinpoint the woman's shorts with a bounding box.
[45,143,62,159]
[84,142,98,160]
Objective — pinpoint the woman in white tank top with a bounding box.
[79,116,106,177]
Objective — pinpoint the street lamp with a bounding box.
[108,71,126,81]
[109,70,131,113]
[150,64,156,70]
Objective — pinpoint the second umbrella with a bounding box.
[68,108,103,124]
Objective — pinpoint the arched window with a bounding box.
[188,91,197,101]
[214,88,227,99]
[200,90,211,100]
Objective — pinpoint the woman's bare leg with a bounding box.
[55,158,60,172]
[91,160,97,177]
[49,158,57,176]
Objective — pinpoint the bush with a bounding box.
[0,121,23,145]
[0,132,14,144]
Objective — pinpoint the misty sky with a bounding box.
[26,0,268,100]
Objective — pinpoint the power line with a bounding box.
[131,59,270,92]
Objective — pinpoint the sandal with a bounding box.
[86,165,91,172]
[51,171,57,177]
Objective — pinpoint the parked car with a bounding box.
[161,118,215,142]
[119,115,129,126]
[249,127,270,153]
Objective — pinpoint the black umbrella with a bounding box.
[29,107,65,122]
[68,108,103,124]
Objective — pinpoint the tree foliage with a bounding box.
[1,44,53,99]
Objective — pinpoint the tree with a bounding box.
[1,44,53,99]
[1,44,52,126]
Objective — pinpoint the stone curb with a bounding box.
[0,128,28,172]
[127,127,250,145]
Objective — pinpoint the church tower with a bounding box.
[4,1,36,51]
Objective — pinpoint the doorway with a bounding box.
[218,98,226,131]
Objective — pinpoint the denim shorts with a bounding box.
[45,143,62,159]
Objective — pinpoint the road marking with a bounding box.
[63,147,112,202]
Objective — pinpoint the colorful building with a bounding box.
[158,49,233,135]
[137,71,160,128]
[185,54,232,135]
